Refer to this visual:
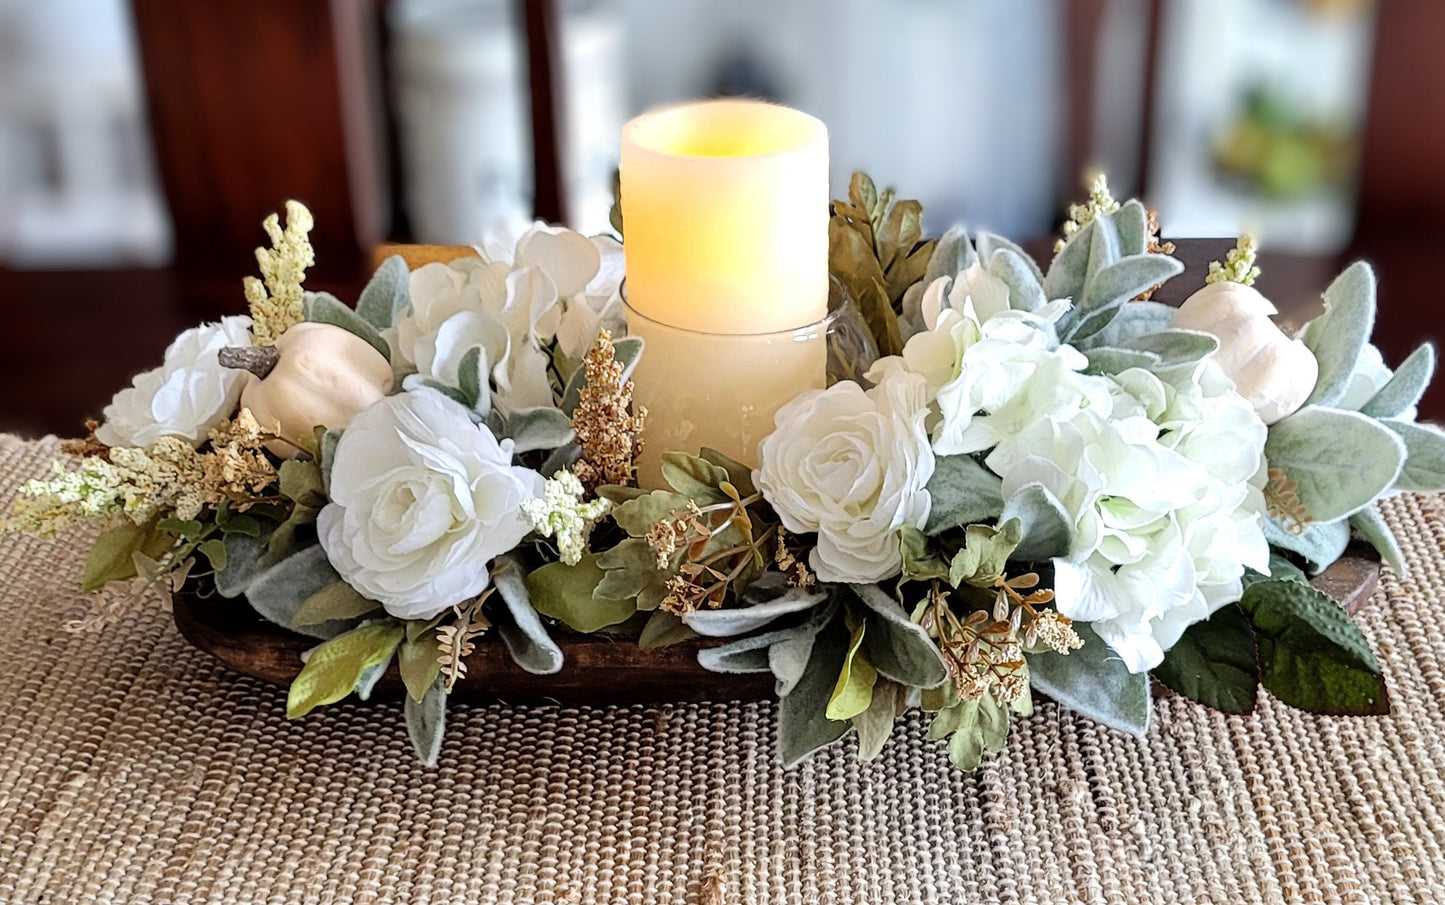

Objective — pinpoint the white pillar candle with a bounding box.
[620,99,830,486]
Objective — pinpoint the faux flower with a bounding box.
[520,469,611,565]
[318,388,543,620]
[755,362,934,583]
[97,316,254,448]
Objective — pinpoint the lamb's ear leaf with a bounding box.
[1112,199,1151,256]
[303,291,392,362]
[1263,517,1351,575]
[1069,253,1184,344]
[1361,342,1434,419]
[491,557,564,674]
[989,248,1047,312]
[1079,300,1177,351]
[1044,217,1095,304]
[1382,419,1445,492]
[1302,262,1376,408]
[245,545,358,639]
[777,615,853,767]
[1000,483,1073,562]
[1026,623,1150,737]
[924,454,1005,535]
[404,674,448,767]
[355,255,411,329]
[1350,506,1407,577]
[848,583,949,689]
[1265,406,1406,522]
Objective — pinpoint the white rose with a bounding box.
[97,316,253,448]
[318,387,543,620]
[755,365,935,583]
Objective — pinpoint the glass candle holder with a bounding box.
[625,277,877,489]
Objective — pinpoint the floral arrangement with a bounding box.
[10,174,1443,771]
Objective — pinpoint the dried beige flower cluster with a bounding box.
[6,411,279,538]
[244,200,315,343]
[922,574,1081,705]
[571,330,645,492]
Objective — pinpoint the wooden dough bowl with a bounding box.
[172,542,1379,706]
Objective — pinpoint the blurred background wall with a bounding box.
[0,0,1437,435]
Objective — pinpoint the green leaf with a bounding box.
[923,455,1005,535]
[1265,406,1406,522]
[355,255,411,329]
[610,490,692,537]
[157,518,204,543]
[826,619,877,721]
[660,451,732,502]
[777,615,852,766]
[1044,218,1095,303]
[852,678,907,762]
[317,427,343,493]
[1383,419,1445,492]
[926,687,1013,771]
[456,346,484,410]
[899,525,948,582]
[1070,253,1184,343]
[1026,623,1150,736]
[405,674,447,767]
[398,630,442,703]
[638,610,696,649]
[1262,516,1350,575]
[848,584,949,689]
[292,581,382,627]
[197,538,228,572]
[1153,604,1259,714]
[1000,484,1072,562]
[524,554,638,633]
[829,216,903,357]
[699,447,758,498]
[1238,578,1389,715]
[1302,262,1376,408]
[1351,505,1406,576]
[1112,199,1151,256]
[948,519,1023,588]
[989,248,1048,313]
[82,519,175,591]
[1361,342,1434,418]
[1084,346,1162,376]
[218,513,262,537]
[278,458,326,508]
[303,291,392,362]
[287,622,405,718]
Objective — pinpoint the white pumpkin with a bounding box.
[238,323,393,456]
[1172,281,1318,425]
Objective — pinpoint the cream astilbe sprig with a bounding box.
[571,329,646,493]
[1206,233,1262,287]
[1055,173,1121,252]
[521,469,612,566]
[244,200,315,343]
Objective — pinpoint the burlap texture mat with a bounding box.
[3,434,1445,904]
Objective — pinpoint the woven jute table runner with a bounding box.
[3,434,1445,904]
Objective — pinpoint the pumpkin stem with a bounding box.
[219,345,281,380]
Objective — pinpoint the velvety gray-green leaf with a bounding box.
[491,558,564,674]
[1262,516,1350,575]
[1026,623,1150,736]
[684,584,827,638]
[1383,419,1445,492]
[1361,342,1434,418]
[1000,483,1073,562]
[924,454,1005,535]
[405,674,448,767]
[1350,505,1406,576]
[303,291,392,362]
[1302,262,1376,408]
[245,545,353,639]
[1265,406,1406,522]
[848,584,949,689]
[1079,301,1177,351]
[777,616,852,766]
[355,255,411,329]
